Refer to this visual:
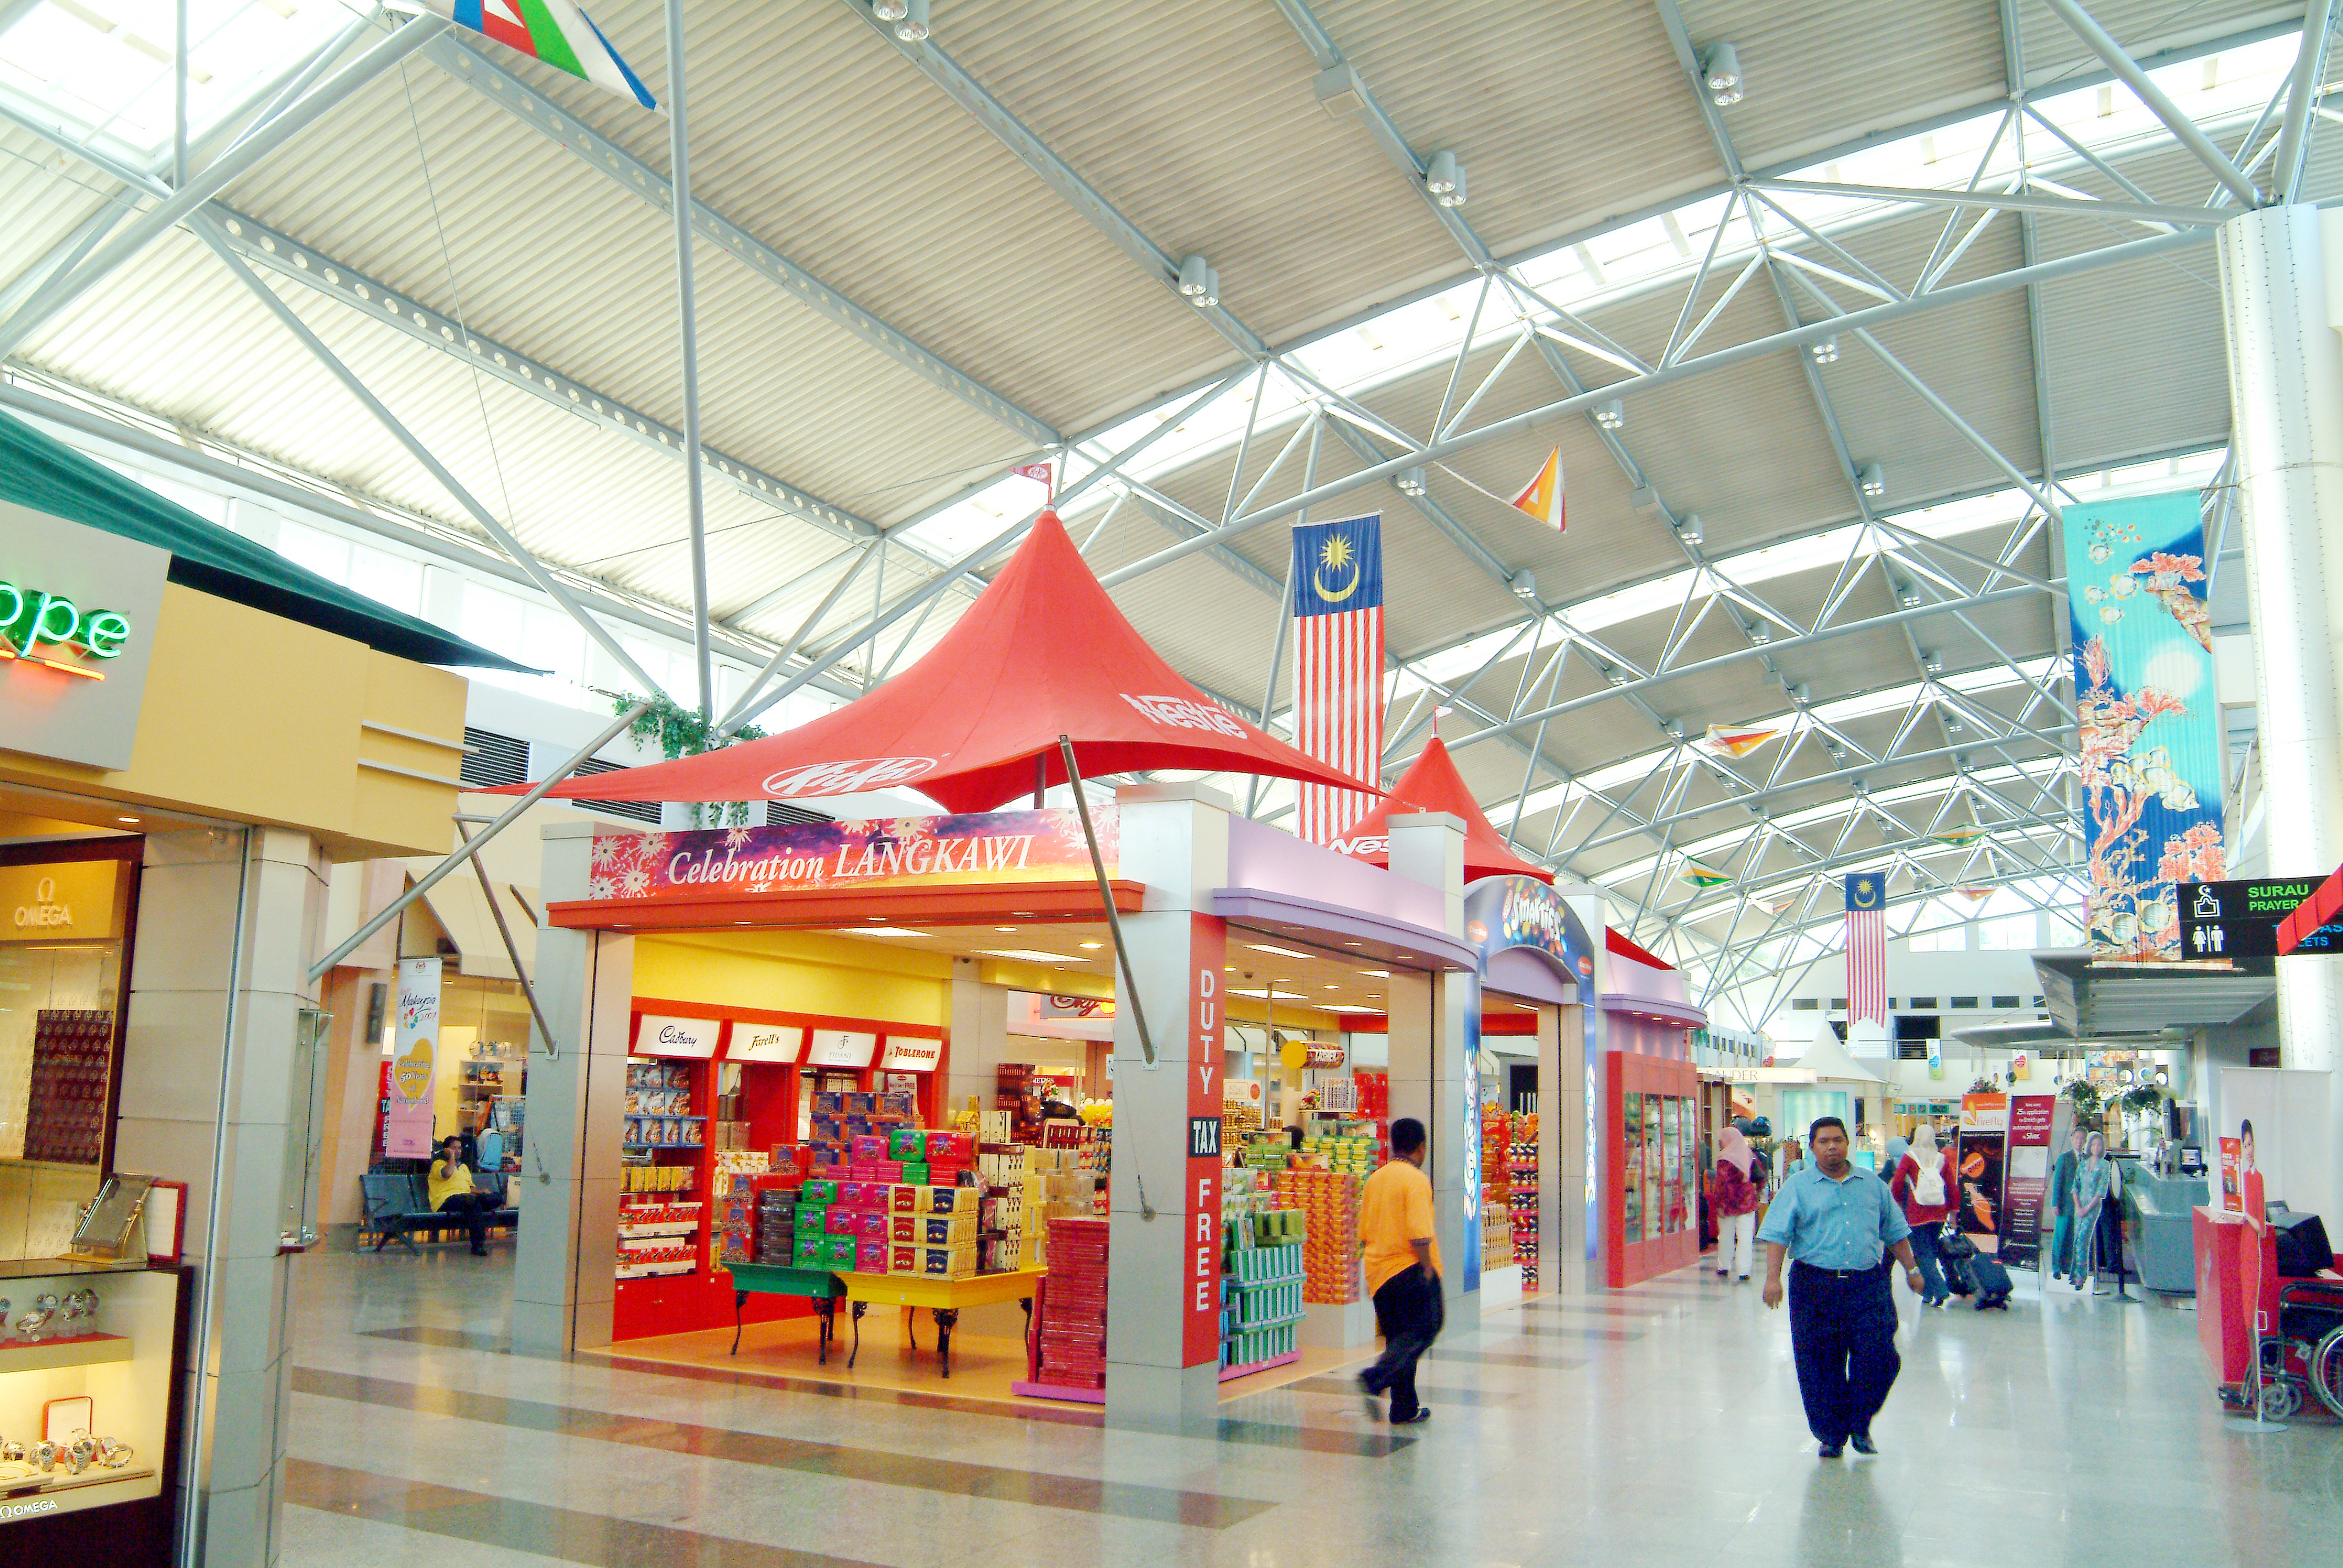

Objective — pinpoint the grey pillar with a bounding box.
[513,822,634,1355]
[2217,204,2343,1223]
[116,826,326,1567]
[1104,784,1230,1432]
[943,956,1010,1123]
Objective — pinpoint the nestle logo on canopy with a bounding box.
[761,756,938,797]
[1123,693,1245,737]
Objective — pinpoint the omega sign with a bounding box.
[12,876,72,930]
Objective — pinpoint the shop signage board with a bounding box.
[0,861,122,943]
[1185,914,1228,1367]
[2176,877,2342,957]
[728,1025,803,1064]
[803,1029,877,1068]
[384,957,440,1157]
[634,1014,721,1058]
[879,1035,942,1073]
[585,808,1114,901]
[0,503,170,770]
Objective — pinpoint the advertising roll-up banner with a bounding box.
[384,956,441,1157]
[2001,1094,2058,1268]
[1957,1092,2009,1254]
[2063,491,2226,960]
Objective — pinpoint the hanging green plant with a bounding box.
[600,690,767,827]
[2119,1082,2167,1117]
[2062,1078,2105,1121]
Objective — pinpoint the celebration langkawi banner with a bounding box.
[585,809,1115,901]
[2066,491,2225,960]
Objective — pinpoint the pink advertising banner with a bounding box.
[587,809,1114,901]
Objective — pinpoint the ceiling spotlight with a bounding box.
[1594,397,1625,431]
[1857,461,1886,498]
[1397,465,1427,496]
[874,0,908,18]
[1921,649,1944,674]
[891,0,929,41]
[1178,253,1216,301]
[1810,335,1839,364]
[1677,513,1704,545]
[1749,625,1771,645]
[1702,42,1744,106]
[1947,717,1965,733]
[1892,576,1920,608]
[1606,667,1631,688]
[1425,150,1468,207]
[1511,569,1539,600]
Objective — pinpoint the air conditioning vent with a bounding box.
[767,801,832,827]
[571,757,661,825]
[460,728,527,789]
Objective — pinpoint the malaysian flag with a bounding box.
[1291,514,1384,843]
[1844,872,1888,1029]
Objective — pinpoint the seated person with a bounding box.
[428,1136,497,1256]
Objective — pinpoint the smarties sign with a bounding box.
[0,504,170,770]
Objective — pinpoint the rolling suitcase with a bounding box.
[1965,1252,2013,1310]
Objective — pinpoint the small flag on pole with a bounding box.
[1510,447,1565,531]
[1681,861,1732,889]
[405,2,657,108]
[1011,460,1055,498]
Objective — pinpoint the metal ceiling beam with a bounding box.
[2040,0,2265,206]
[423,31,1059,449]
[0,12,449,357]
[1750,178,2222,229]
[662,0,714,718]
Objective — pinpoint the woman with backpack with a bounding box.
[1712,1126,1763,1281]
[1891,1124,1958,1307]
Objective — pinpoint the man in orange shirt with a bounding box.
[1355,1117,1442,1425]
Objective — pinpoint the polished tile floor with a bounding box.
[281,1244,2343,1566]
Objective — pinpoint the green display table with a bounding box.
[722,1262,847,1360]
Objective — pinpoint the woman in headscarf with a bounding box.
[2073,1131,2122,1293]
[1890,1123,1958,1307]
[1711,1126,1762,1282]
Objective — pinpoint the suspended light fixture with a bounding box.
[1810,335,1839,364]
[874,0,908,18]
[1594,396,1625,430]
[1425,150,1467,207]
[1858,461,1886,498]
[1921,649,1944,674]
[1511,569,1539,600]
[1702,42,1744,106]
[1176,253,1219,307]
[1606,667,1631,688]
[892,0,929,40]
[1892,576,1920,608]
[1397,464,1427,496]
[1677,513,1704,545]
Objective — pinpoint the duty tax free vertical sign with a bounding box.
[0,504,168,770]
[1185,916,1228,1368]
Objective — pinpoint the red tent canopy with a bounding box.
[516,512,1378,813]
[1338,735,1553,885]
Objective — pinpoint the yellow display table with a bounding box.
[836,1266,1047,1377]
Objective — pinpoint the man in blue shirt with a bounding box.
[1758,1115,1924,1458]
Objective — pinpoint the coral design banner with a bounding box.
[586,809,1114,900]
[2066,491,2225,960]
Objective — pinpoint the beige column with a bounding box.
[1385,813,1475,1317]
[115,826,327,1567]
[942,956,1011,1123]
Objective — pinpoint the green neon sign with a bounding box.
[0,579,133,661]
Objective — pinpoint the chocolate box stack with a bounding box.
[1033,1216,1108,1390]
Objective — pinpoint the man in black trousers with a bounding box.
[1355,1118,1443,1425]
[1758,1116,1924,1457]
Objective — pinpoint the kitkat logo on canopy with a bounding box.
[1122,693,1246,738]
[761,756,938,798]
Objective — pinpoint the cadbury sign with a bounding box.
[586,808,1115,902]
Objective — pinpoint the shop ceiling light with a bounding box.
[1249,943,1317,959]
[1810,335,1839,364]
[841,927,929,937]
[892,0,929,42]
[1594,397,1625,430]
[1702,42,1744,105]
[994,925,1017,932]
[980,949,1080,963]
[1079,941,1103,949]
[1424,150,1468,208]
[1859,462,1887,498]
[1397,465,1427,496]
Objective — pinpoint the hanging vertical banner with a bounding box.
[384,956,442,1157]
[1291,514,1384,845]
[1843,873,1887,1028]
[2066,491,2226,960]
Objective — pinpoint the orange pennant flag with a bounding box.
[1511,447,1565,531]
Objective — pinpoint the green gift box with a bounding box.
[801,1179,838,1205]
[901,1162,931,1185]
[795,1205,828,1234]
[824,1234,858,1268]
